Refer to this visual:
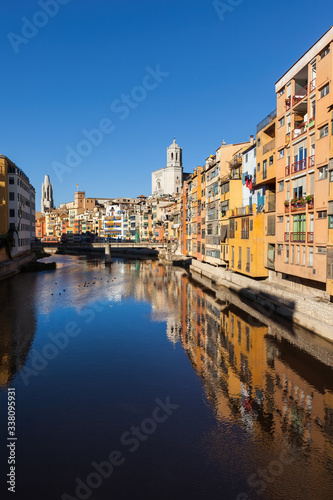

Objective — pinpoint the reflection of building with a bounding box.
[0,275,37,388]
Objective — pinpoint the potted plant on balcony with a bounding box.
[284,201,289,206]
[305,195,314,203]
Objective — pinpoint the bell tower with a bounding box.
[167,138,182,168]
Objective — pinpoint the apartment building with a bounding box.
[275,26,333,294]
[0,156,35,258]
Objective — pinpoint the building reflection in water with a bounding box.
[131,260,333,476]
[0,274,37,389]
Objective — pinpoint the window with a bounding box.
[317,210,327,219]
[245,154,248,163]
[308,246,313,267]
[277,244,283,255]
[285,245,289,263]
[317,246,326,254]
[278,117,285,127]
[279,87,285,96]
[330,170,333,183]
[320,46,330,59]
[279,149,285,159]
[257,138,261,147]
[9,177,14,184]
[9,192,15,201]
[329,216,333,229]
[278,216,283,223]
[319,124,328,139]
[263,160,267,179]
[318,166,328,180]
[257,162,260,172]
[320,83,329,98]
[291,245,294,264]
[302,246,306,266]
[278,181,284,192]
[9,209,15,218]
[266,215,275,236]
[241,218,249,239]
[269,155,273,165]
[296,245,300,265]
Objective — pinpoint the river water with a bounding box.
[0,255,332,500]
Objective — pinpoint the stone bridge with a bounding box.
[34,241,185,263]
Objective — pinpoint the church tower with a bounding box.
[167,138,182,168]
[41,175,54,213]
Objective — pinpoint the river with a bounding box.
[0,255,332,500]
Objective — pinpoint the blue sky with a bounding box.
[1,0,332,209]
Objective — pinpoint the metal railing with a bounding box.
[257,109,277,133]
[292,121,307,140]
[307,232,314,243]
[292,83,308,106]
[292,158,307,174]
[290,232,306,242]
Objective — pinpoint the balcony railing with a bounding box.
[309,78,316,92]
[285,98,291,111]
[285,164,291,176]
[263,139,275,154]
[292,83,308,106]
[290,199,306,212]
[228,155,242,168]
[307,232,314,243]
[230,206,253,217]
[308,115,315,131]
[257,109,277,133]
[308,155,315,167]
[292,158,307,174]
[290,232,306,243]
[292,121,307,140]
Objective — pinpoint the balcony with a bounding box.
[292,83,309,106]
[308,155,315,168]
[290,199,306,212]
[308,115,315,131]
[307,232,314,243]
[257,109,277,134]
[285,98,291,111]
[292,121,307,140]
[290,232,306,243]
[228,155,242,168]
[292,158,307,174]
[285,163,291,176]
[230,206,253,217]
[284,201,290,212]
[263,139,275,155]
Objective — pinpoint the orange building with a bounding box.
[275,26,333,297]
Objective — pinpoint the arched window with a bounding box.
[171,153,173,160]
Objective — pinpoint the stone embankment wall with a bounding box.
[190,260,333,343]
[0,253,34,281]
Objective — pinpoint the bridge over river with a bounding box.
[33,241,185,263]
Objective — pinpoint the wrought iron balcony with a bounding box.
[292,83,308,106]
[292,158,307,174]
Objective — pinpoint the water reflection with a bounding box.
[0,256,332,499]
[0,274,37,388]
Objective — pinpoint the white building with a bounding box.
[103,204,127,240]
[151,139,184,196]
[7,159,35,257]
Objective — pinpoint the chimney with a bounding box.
[250,135,254,145]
